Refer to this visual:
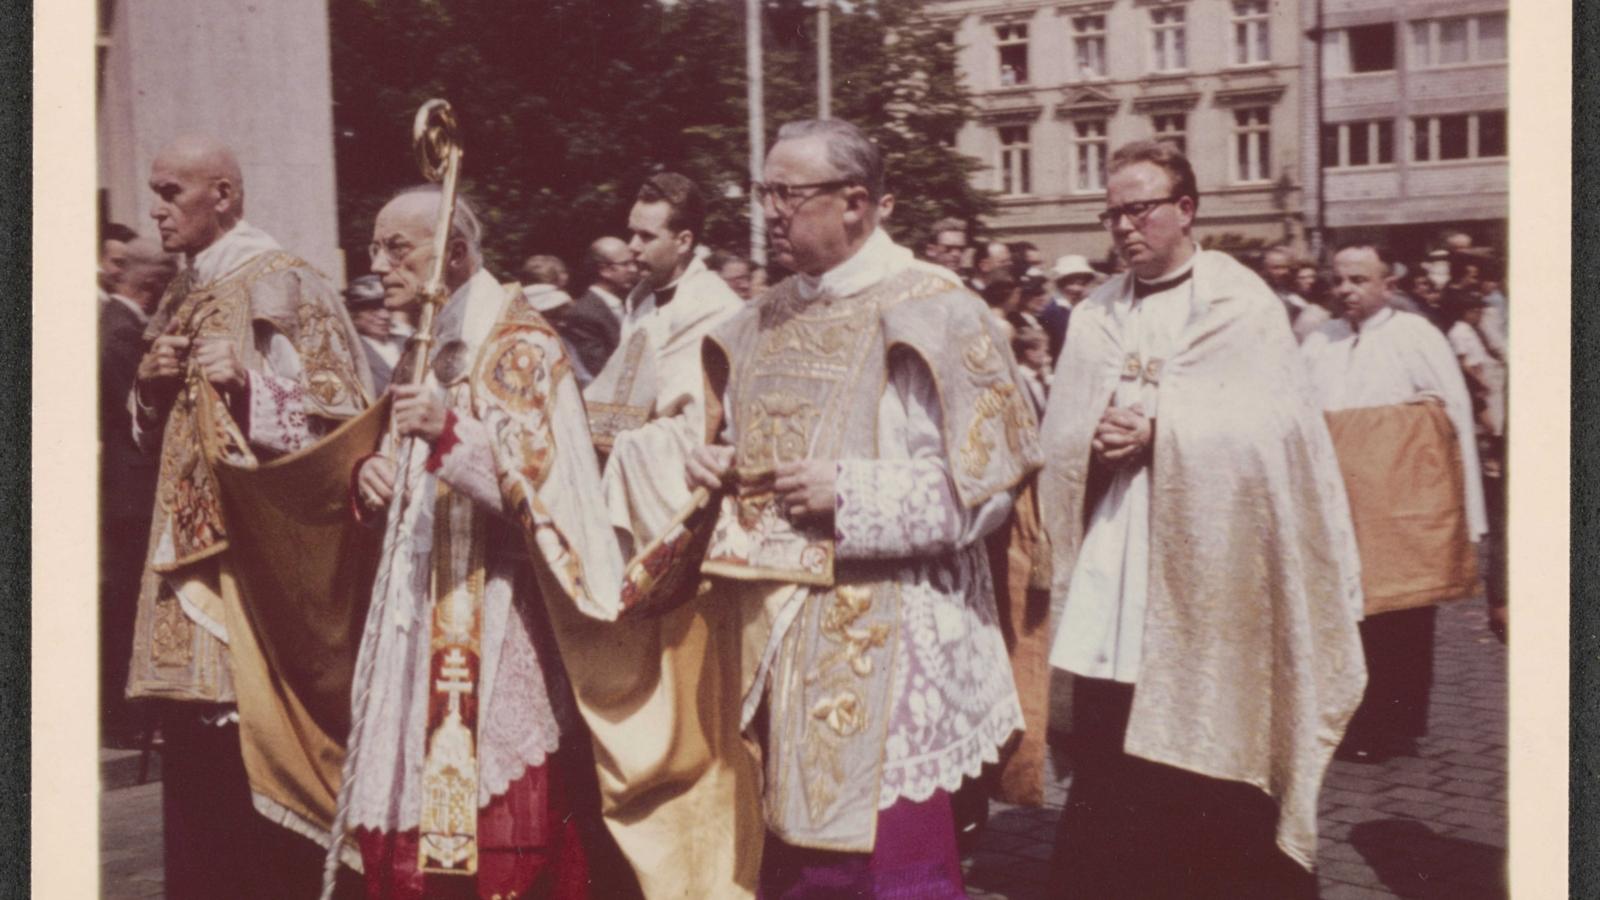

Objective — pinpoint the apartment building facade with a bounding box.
[928,0,1310,263]
[1307,0,1508,261]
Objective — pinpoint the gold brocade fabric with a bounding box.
[700,269,1044,851]
[122,249,375,853]
[1039,250,1366,870]
[127,251,372,706]
[1325,403,1480,615]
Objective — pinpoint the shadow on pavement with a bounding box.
[1348,818,1506,899]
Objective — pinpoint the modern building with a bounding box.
[1305,0,1508,262]
[97,0,344,280]
[928,0,1310,263]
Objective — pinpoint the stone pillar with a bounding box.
[97,0,344,281]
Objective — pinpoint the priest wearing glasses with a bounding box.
[1037,140,1366,898]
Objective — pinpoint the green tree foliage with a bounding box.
[329,0,993,281]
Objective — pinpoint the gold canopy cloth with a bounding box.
[985,478,1053,806]
[568,262,758,898]
[124,248,376,850]
[1038,250,1367,869]
[211,393,387,845]
[1325,402,1480,616]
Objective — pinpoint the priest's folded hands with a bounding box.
[1091,402,1153,466]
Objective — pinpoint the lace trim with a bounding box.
[834,459,960,560]
[880,547,1024,809]
[246,369,311,454]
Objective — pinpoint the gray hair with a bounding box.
[394,184,485,267]
[775,119,885,201]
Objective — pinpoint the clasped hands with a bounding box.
[137,332,248,397]
[687,445,835,522]
[1092,403,1153,467]
[355,384,450,514]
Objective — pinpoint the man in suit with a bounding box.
[561,236,635,375]
[99,236,176,745]
[99,222,139,305]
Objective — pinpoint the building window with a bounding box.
[1150,7,1187,73]
[1411,111,1508,162]
[1323,23,1396,75]
[1152,113,1187,155]
[1073,119,1108,193]
[1231,0,1271,66]
[1072,15,1107,80]
[996,23,1030,86]
[999,125,1033,195]
[1321,120,1394,168]
[1233,107,1271,182]
[1410,14,1507,68]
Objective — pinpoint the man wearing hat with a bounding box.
[344,273,400,395]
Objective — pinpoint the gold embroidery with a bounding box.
[482,336,551,414]
[821,585,890,678]
[741,392,821,469]
[295,301,359,409]
[810,689,866,737]
[960,382,1024,480]
[149,585,195,667]
[1143,358,1164,386]
[962,329,1003,377]
[758,314,855,362]
[419,489,484,875]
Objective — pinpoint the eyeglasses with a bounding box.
[1097,195,1184,229]
[368,236,422,265]
[751,180,855,214]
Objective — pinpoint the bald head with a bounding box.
[147,134,244,256]
[369,187,484,308]
[589,235,639,295]
[114,237,178,313]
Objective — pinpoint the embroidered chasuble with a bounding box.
[340,270,623,877]
[567,256,762,899]
[701,231,1042,853]
[124,221,375,848]
[1039,249,1366,871]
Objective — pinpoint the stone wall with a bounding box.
[97,0,343,281]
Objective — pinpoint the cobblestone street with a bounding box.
[98,599,1506,899]
[961,598,1509,899]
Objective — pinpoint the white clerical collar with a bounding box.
[796,228,911,301]
[110,293,149,325]
[1352,305,1394,334]
[189,220,281,286]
